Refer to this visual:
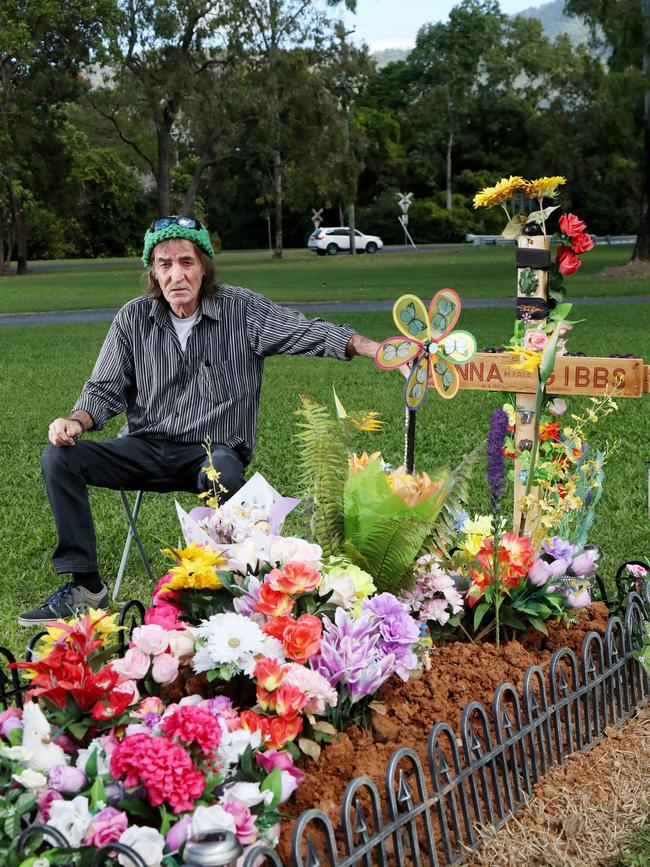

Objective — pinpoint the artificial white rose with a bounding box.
[266,535,322,570]
[76,740,110,775]
[12,769,47,790]
[222,781,273,808]
[47,796,92,846]
[167,630,196,663]
[318,573,357,608]
[217,728,263,768]
[118,826,165,867]
[189,804,236,838]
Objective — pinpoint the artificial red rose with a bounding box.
[239,709,267,736]
[267,562,321,595]
[571,232,594,254]
[556,245,582,275]
[263,715,303,749]
[273,683,308,720]
[254,584,294,617]
[253,657,287,692]
[559,213,586,237]
[261,614,295,641]
[281,614,322,663]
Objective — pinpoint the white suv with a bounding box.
[307,227,384,256]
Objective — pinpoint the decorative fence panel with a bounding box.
[242,585,650,867]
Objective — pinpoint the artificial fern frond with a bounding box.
[346,515,433,594]
[294,397,348,557]
[423,442,485,556]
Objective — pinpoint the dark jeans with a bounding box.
[40,437,245,575]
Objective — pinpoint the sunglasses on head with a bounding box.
[149,215,203,231]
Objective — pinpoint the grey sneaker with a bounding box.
[17,582,109,626]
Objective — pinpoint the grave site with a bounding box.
[1,177,649,867]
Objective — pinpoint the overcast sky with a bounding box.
[341,0,543,51]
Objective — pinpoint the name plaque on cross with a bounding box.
[452,353,648,398]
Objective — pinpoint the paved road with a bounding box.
[1,294,648,328]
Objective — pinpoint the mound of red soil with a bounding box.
[278,604,611,862]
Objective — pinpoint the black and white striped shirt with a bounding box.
[73,286,356,462]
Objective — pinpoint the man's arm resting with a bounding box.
[48,410,95,447]
[345,333,380,359]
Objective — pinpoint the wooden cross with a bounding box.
[453,233,650,532]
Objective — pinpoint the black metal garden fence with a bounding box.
[1,579,649,867]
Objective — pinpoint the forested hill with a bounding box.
[372,1,593,66]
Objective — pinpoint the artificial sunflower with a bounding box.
[473,175,529,209]
[527,175,566,199]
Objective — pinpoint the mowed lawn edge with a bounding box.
[0,245,646,314]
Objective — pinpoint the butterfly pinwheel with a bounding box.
[375,289,477,409]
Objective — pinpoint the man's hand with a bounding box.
[48,413,91,447]
[346,333,411,379]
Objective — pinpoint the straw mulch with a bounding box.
[467,705,650,867]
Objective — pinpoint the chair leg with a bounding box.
[113,490,154,602]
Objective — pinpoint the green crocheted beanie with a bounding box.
[142,219,215,267]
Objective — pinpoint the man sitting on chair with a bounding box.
[19,216,382,625]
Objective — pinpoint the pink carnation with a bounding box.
[223,799,258,846]
[84,807,128,848]
[110,733,205,813]
[161,706,222,754]
[283,664,337,715]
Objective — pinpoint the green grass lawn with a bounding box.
[1,299,649,657]
[0,244,646,313]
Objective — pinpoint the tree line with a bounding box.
[1,0,648,272]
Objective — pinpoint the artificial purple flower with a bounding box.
[547,557,571,577]
[487,409,509,509]
[361,593,420,680]
[571,550,599,576]
[311,609,397,702]
[564,583,592,608]
[233,576,262,618]
[528,559,552,587]
[542,537,575,560]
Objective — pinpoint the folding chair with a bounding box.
[113,480,187,602]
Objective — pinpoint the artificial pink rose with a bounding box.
[151,652,179,685]
[522,329,548,353]
[112,648,150,680]
[167,630,195,663]
[48,764,87,794]
[571,232,594,254]
[131,624,169,656]
[135,696,164,720]
[223,799,258,846]
[0,708,22,739]
[36,788,63,821]
[166,815,192,853]
[556,245,582,276]
[84,806,129,848]
[255,748,304,803]
[627,564,649,578]
[528,559,553,587]
[145,601,184,630]
[559,213,586,238]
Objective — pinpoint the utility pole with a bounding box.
[337,22,356,255]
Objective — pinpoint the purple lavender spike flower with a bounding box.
[487,408,509,509]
